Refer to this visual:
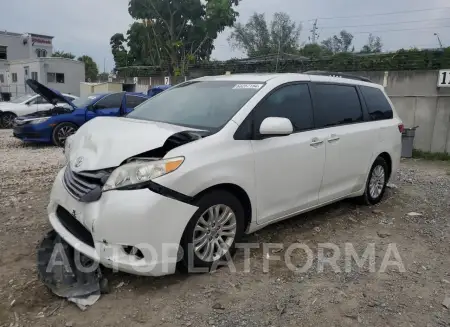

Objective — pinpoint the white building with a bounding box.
[0,31,85,96]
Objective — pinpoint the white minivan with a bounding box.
[48,72,402,276]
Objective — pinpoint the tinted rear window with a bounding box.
[313,84,363,128]
[360,85,393,120]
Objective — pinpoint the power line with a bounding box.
[303,6,450,22]
[351,24,450,35]
[320,17,450,29]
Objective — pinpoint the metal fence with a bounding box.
[0,84,31,101]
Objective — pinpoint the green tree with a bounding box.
[228,12,302,57]
[77,55,99,82]
[116,0,241,75]
[321,30,354,54]
[52,50,76,59]
[110,33,130,68]
[299,43,332,58]
[360,34,382,53]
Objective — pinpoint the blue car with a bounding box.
[147,84,171,97]
[13,79,149,146]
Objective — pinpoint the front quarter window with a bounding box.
[127,81,264,131]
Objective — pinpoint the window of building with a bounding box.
[359,85,393,121]
[254,84,314,134]
[35,49,48,58]
[0,46,6,60]
[12,73,18,83]
[47,73,65,83]
[312,84,363,128]
[126,95,148,109]
[31,72,38,81]
[0,74,4,83]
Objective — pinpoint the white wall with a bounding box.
[44,59,85,96]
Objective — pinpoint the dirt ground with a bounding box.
[1,129,450,327]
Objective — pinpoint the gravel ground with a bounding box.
[1,129,450,327]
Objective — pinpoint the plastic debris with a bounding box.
[37,230,105,310]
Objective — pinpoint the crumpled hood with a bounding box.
[68,117,203,172]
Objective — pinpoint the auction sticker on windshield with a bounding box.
[233,84,264,89]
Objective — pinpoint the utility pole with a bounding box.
[434,33,443,49]
[310,19,319,44]
[275,38,281,72]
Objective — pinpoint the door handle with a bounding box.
[328,134,340,143]
[310,137,324,147]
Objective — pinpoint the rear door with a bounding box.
[250,83,326,224]
[310,83,376,204]
[125,95,148,114]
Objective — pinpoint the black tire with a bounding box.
[52,122,78,147]
[179,190,245,273]
[1,112,17,129]
[359,156,389,205]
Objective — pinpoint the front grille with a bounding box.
[56,206,95,247]
[63,166,109,202]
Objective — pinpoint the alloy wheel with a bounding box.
[192,204,237,262]
[57,126,76,145]
[2,114,16,128]
[369,165,385,199]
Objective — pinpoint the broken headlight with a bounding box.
[102,157,184,191]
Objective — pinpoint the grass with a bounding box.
[412,149,450,161]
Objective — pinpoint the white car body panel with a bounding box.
[48,73,402,276]
[0,93,77,117]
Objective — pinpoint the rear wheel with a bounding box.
[1,112,17,128]
[52,122,77,147]
[360,157,389,205]
[179,190,245,272]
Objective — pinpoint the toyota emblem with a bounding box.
[74,157,84,168]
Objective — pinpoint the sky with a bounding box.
[2,0,450,71]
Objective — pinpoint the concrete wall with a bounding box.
[352,70,450,153]
[80,82,124,98]
[0,33,30,60]
[0,32,53,61]
[44,59,85,96]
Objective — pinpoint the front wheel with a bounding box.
[179,190,245,273]
[360,157,389,205]
[1,112,17,128]
[52,122,78,147]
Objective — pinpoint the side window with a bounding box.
[93,93,123,109]
[126,95,147,109]
[313,84,363,128]
[254,84,314,134]
[29,96,48,105]
[360,85,393,121]
[35,96,48,105]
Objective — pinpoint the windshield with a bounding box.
[72,94,101,108]
[127,81,264,130]
[11,94,34,104]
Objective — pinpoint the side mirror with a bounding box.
[259,117,293,137]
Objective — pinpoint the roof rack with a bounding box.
[305,71,373,83]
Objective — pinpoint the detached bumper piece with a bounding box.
[37,230,106,310]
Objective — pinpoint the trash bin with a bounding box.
[401,126,418,158]
[0,92,11,102]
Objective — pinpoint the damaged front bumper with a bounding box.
[47,167,198,276]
